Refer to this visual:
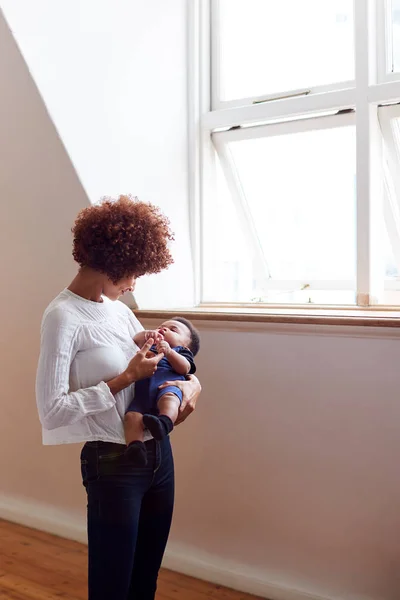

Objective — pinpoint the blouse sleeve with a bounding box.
[36,307,116,431]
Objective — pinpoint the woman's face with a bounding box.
[103,275,137,301]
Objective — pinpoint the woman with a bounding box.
[36,195,201,599]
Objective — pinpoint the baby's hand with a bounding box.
[156,340,171,356]
[145,330,164,344]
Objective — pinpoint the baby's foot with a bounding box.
[125,441,148,467]
[143,414,174,441]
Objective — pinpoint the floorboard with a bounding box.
[0,520,263,599]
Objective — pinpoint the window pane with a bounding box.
[381,113,400,303]
[216,0,354,102]
[202,150,255,303]
[203,125,357,305]
[392,0,400,72]
[382,224,400,307]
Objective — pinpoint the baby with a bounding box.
[124,317,200,465]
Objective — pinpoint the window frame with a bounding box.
[189,0,400,311]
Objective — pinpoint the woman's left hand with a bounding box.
[158,374,201,425]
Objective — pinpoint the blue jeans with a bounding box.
[80,437,174,600]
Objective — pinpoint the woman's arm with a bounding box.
[158,374,201,425]
[36,309,162,430]
[110,339,163,393]
[36,309,116,430]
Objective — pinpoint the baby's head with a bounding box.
[157,317,200,356]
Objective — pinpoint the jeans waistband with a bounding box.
[85,439,155,449]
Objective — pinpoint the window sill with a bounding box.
[134,305,400,328]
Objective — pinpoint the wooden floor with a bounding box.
[0,520,263,599]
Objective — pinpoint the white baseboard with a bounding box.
[0,492,333,600]
[0,492,87,544]
[162,544,333,600]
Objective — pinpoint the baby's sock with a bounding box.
[143,414,174,441]
[125,440,148,467]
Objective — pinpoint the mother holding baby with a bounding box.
[35,195,201,600]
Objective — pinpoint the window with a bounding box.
[195,0,400,308]
[214,0,354,107]
[205,116,356,305]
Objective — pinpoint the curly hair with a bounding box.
[172,317,200,356]
[72,195,174,282]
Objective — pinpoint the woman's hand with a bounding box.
[125,339,164,383]
[159,374,201,425]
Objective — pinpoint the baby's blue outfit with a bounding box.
[127,345,196,415]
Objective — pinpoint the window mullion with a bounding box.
[355,0,384,306]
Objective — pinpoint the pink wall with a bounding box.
[165,320,400,600]
[0,8,88,513]
[2,6,400,600]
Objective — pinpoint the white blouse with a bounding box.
[35,289,150,445]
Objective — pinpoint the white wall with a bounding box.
[1,0,194,308]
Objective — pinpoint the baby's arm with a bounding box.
[166,350,191,375]
[157,341,191,375]
[134,330,163,348]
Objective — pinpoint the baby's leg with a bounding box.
[159,391,180,423]
[124,411,145,445]
[143,391,181,441]
[124,411,147,466]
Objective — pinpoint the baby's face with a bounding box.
[157,320,191,349]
